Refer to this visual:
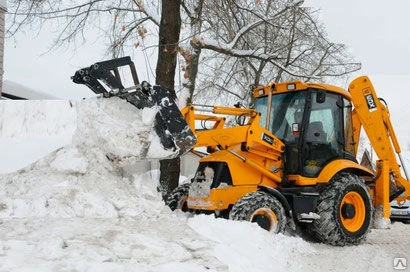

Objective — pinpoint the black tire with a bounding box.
[164,183,191,212]
[229,191,287,233]
[307,172,372,246]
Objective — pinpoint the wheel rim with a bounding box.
[339,191,366,232]
[251,208,278,232]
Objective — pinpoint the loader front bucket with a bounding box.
[72,56,196,159]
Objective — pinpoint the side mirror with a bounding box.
[316,90,326,103]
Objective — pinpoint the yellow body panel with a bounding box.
[253,80,351,100]
[316,159,374,182]
[286,160,374,186]
[195,126,248,149]
[200,146,282,187]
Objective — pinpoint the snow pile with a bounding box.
[0,133,313,271]
[0,97,177,174]
[0,145,156,219]
[0,97,174,218]
[189,215,314,271]
[73,97,168,163]
[0,123,222,270]
[0,100,76,138]
[0,100,77,173]
[0,97,169,219]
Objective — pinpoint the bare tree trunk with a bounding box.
[182,44,202,105]
[180,0,204,105]
[156,0,182,197]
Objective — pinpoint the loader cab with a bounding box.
[254,85,354,177]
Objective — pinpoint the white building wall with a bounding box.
[0,2,6,97]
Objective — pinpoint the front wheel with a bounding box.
[307,172,372,246]
[164,183,190,212]
[229,191,287,233]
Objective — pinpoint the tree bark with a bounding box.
[181,0,204,105]
[156,0,182,197]
[182,44,201,105]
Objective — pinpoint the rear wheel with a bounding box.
[307,172,372,246]
[229,191,287,233]
[164,183,190,212]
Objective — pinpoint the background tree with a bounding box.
[6,0,361,194]
[155,0,182,197]
[180,0,360,105]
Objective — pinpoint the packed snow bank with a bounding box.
[0,130,314,271]
[0,100,76,138]
[0,97,169,161]
[72,97,172,163]
[189,215,314,272]
[0,100,76,173]
[0,96,176,219]
[0,97,176,173]
[0,131,225,271]
[0,145,143,219]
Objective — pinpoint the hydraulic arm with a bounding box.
[181,104,285,184]
[349,76,410,218]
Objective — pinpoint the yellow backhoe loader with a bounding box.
[74,57,410,246]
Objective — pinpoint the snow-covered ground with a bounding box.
[1,143,409,272]
[1,98,410,271]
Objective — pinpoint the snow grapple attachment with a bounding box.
[72,56,196,158]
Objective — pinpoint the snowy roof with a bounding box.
[2,80,58,99]
[0,0,6,10]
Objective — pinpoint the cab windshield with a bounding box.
[253,91,307,143]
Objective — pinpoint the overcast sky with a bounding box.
[4,30,106,99]
[304,0,410,148]
[307,0,410,76]
[4,0,410,96]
